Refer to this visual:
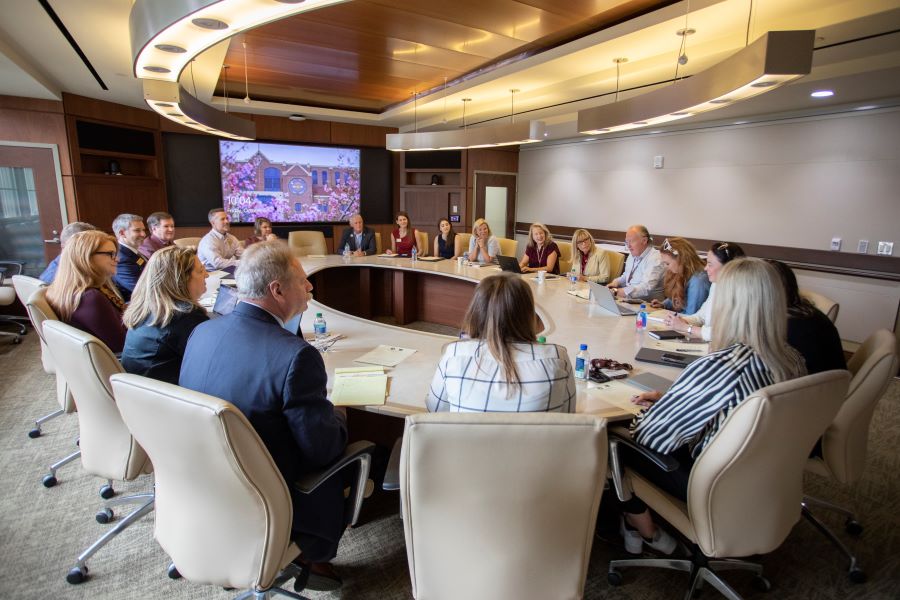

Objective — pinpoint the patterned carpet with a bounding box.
[0,331,897,599]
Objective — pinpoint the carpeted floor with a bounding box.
[0,331,898,599]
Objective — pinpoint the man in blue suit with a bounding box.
[335,213,376,256]
[179,241,348,591]
[110,213,147,301]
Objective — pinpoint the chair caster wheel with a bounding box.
[42,474,57,488]
[753,575,772,592]
[168,564,182,579]
[845,519,863,536]
[66,566,88,584]
[99,484,115,499]
[12,336,21,344]
[607,570,623,586]
[28,428,41,438]
[95,508,114,524]
[849,568,866,584]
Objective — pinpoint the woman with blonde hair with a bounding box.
[570,228,610,283]
[651,237,710,314]
[46,230,127,353]
[121,246,210,384]
[519,222,561,274]
[618,258,806,554]
[427,273,575,413]
[467,217,500,263]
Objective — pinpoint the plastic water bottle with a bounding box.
[636,303,648,330]
[575,344,589,380]
[411,246,417,262]
[568,268,578,291]
[313,312,327,340]
[342,243,351,259]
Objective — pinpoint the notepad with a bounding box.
[566,288,591,300]
[585,380,644,415]
[331,367,387,406]
[354,345,416,367]
[416,256,443,262]
[643,338,709,355]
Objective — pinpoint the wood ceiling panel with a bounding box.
[218,0,673,112]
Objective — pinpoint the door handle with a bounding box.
[43,237,61,244]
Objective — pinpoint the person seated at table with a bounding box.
[46,230,127,353]
[467,218,500,263]
[121,246,210,384]
[111,213,148,302]
[432,218,457,259]
[385,211,417,256]
[139,211,176,259]
[39,221,97,284]
[767,259,846,374]
[665,241,745,341]
[650,237,710,315]
[336,213,376,256]
[519,222,561,274]
[570,228,610,283]
[244,217,278,248]
[619,258,806,554]
[608,225,666,301]
[198,208,243,271]
[427,273,575,413]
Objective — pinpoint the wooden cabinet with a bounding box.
[399,153,467,240]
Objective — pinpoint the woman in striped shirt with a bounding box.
[619,258,806,554]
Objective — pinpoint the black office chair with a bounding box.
[0,260,30,342]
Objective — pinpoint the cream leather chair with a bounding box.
[802,329,897,583]
[607,370,850,599]
[800,289,840,323]
[0,261,28,342]
[374,231,383,255]
[454,232,471,257]
[400,412,608,600]
[110,373,375,598]
[288,231,327,256]
[557,240,573,274]
[173,236,201,248]
[604,249,626,280]
[42,321,154,585]
[415,230,428,256]
[25,287,82,488]
[496,237,518,258]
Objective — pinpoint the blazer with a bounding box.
[337,226,376,255]
[112,244,145,302]
[121,307,209,384]
[575,249,611,284]
[179,302,348,552]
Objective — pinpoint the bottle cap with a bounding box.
[640,303,646,309]
[537,336,546,344]
[316,312,322,317]
[579,344,587,350]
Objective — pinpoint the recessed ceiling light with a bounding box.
[185,121,198,125]
[167,112,184,117]
[810,90,834,98]
[143,66,171,73]
[633,121,648,125]
[854,105,877,111]
[709,98,731,104]
[751,81,777,88]
[649,130,662,134]
[733,121,749,125]
[192,17,228,30]
[288,114,306,121]
[154,102,174,108]
[155,44,186,53]
[671,112,689,116]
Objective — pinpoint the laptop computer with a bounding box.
[634,347,702,369]
[587,281,638,316]
[496,254,524,274]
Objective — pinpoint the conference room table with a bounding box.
[293,254,690,428]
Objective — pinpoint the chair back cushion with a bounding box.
[11,274,44,307]
[557,241,573,274]
[604,249,626,279]
[454,233,472,257]
[42,321,149,481]
[374,231,383,255]
[23,286,56,374]
[110,373,295,590]
[688,370,849,558]
[818,329,897,483]
[401,412,607,600]
[496,237,518,258]
[287,231,327,255]
[800,289,839,323]
[415,230,428,256]
[173,237,201,248]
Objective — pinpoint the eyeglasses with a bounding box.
[92,251,117,258]
[577,238,591,245]
[661,238,679,256]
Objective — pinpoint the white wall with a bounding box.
[517,108,900,344]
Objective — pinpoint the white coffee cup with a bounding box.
[458,256,466,266]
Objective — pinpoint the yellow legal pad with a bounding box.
[330,366,388,407]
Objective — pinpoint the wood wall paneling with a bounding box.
[252,114,333,143]
[62,93,158,130]
[74,178,164,234]
[331,122,395,147]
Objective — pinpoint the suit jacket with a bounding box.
[336,226,376,255]
[112,243,145,301]
[179,302,348,550]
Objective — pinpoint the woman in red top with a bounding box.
[519,222,560,275]
[46,230,127,353]
[386,211,418,256]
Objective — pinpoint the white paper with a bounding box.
[354,345,417,367]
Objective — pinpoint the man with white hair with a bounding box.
[179,241,348,592]
[335,213,376,256]
[197,207,243,271]
[608,224,666,301]
[39,221,97,283]
[111,213,147,301]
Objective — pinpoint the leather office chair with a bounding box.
[604,249,626,280]
[454,232,471,257]
[800,289,839,323]
[109,373,375,599]
[42,321,154,585]
[557,240,573,274]
[607,370,850,599]
[414,230,428,256]
[802,329,897,583]
[400,412,608,600]
[25,288,83,488]
[173,236,201,248]
[288,231,328,256]
[0,261,29,342]
[496,236,518,258]
[374,231,383,255]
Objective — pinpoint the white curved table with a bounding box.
[297,255,686,422]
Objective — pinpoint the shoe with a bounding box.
[644,527,677,555]
[619,517,643,554]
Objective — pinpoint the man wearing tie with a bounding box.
[608,224,666,301]
[335,213,376,256]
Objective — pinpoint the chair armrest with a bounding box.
[382,437,402,491]
[294,440,376,527]
[608,428,679,502]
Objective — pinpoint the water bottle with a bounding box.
[313,312,327,340]
[411,246,417,262]
[537,336,546,344]
[568,268,578,291]
[575,344,589,380]
[342,243,351,259]
[636,303,648,330]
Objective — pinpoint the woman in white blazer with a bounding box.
[570,229,610,283]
